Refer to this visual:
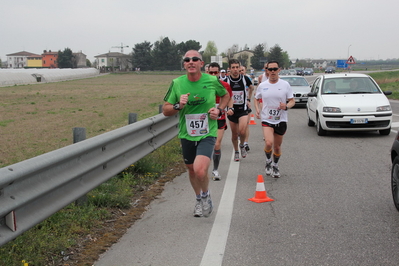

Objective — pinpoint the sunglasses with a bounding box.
[183,57,202,62]
[208,71,219,75]
[267,67,279,72]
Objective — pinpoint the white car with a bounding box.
[306,73,392,136]
[288,69,297,75]
[279,76,311,105]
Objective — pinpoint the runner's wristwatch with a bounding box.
[173,103,182,110]
[217,107,223,116]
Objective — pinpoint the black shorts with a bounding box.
[217,119,228,130]
[180,137,216,165]
[227,109,249,123]
[262,121,287,136]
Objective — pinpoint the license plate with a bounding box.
[295,99,300,102]
[350,118,368,124]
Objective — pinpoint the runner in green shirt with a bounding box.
[163,50,230,217]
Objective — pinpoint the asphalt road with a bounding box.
[95,75,399,266]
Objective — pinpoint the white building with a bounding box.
[95,52,132,71]
[6,51,37,68]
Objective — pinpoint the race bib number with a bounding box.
[267,107,281,121]
[185,113,209,136]
[232,91,245,105]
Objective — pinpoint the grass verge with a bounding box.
[0,137,184,266]
[369,70,399,99]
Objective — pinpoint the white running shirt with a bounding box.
[255,79,293,124]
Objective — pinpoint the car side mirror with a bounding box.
[308,92,317,97]
[384,91,392,96]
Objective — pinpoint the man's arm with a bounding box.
[218,92,230,110]
[162,102,178,116]
[279,98,295,110]
[286,98,295,109]
[209,92,230,120]
[162,93,190,116]
[245,84,253,110]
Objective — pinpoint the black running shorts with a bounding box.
[180,137,216,165]
[261,121,287,136]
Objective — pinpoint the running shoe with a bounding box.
[193,199,203,217]
[234,152,240,162]
[272,165,280,178]
[265,161,272,175]
[202,193,213,217]
[240,144,247,158]
[212,170,221,181]
[244,144,250,152]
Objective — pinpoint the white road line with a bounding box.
[200,150,239,266]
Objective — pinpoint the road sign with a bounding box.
[347,56,356,64]
[336,60,348,69]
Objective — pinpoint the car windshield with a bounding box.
[280,70,290,75]
[322,77,381,94]
[280,77,309,86]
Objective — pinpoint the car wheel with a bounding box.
[307,114,315,127]
[380,128,391,135]
[392,156,399,211]
[316,115,327,136]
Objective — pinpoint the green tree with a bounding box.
[57,48,75,68]
[268,44,285,67]
[176,40,202,57]
[281,51,290,69]
[152,37,180,70]
[202,41,218,63]
[86,59,92,67]
[251,44,266,70]
[132,41,153,71]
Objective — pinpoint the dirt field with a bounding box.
[0,73,180,167]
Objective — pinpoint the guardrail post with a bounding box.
[73,127,86,143]
[129,113,137,124]
[73,127,87,206]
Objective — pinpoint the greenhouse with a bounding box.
[0,68,100,87]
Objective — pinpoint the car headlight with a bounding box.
[376,105,391,111]
[323,107,341,113]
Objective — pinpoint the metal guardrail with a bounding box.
[0,113,178,247]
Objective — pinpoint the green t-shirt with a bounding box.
[164,73,227,141]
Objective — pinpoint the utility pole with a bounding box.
[112,43,129,54]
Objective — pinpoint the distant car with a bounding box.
[325,66,336,73]
[279,70,290,75]
[295,68,304,76]
[288,69,297,75]
[280,76,311,105]
[247,73,258,85]
[306,73,392,136]
[304,68,314,75]
[391,132,399,211]
[253,76,259,85]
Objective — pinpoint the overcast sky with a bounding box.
[2,0,398,63]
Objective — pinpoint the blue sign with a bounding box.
[336,60,348,69]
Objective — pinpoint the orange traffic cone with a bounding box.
[249,114,257,125]
[248,175,274,203]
